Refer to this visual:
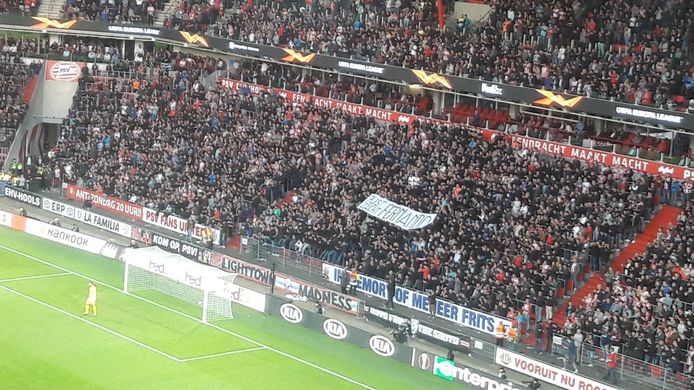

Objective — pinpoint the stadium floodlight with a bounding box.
[121,246,237,323]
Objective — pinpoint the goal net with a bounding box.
[121,246,238,323]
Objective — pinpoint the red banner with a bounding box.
[64,184,143,220]
[219,79,416,125]
[483,130,694,181]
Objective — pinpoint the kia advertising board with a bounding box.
[267,295,412,363]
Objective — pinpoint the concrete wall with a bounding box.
[451,1,492,23]
[3,61,81,170]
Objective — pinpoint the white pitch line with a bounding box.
[0,283,183,363]
[0,272,70,283]
[179,346,268,362]
[0,243,377,390]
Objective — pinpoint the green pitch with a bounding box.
[0,227,461,390]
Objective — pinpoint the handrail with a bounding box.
[550,332,689,390]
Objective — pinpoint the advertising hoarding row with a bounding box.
[364,305,470,353]
[267,295,411,363]
[495,348,620,390]
[63,183,221,245]
[411,349,523,390]
[322,263,512,336]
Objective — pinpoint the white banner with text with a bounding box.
[495,349,619,390]
[142,207,221,245]
[322,264,510,335]
[357,194,437,230]
[42,197,133,238]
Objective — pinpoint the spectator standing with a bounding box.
[535,323,544,354]
[604,346,619,384]
[339,270,349,294]
[570,259,581,291]
[428,291,437,318]
[348,269,358,296]
[386,271,396,309]
[495,322,506,346]
[534,293,544,327]
[564,337,579,373]
[573,330,584,365]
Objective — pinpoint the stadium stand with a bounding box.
[189,0,694,110]
[43,52,658,330]
[554,201,694,374]
[224,61,692,160]
[61,0,163,23]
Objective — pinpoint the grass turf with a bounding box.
[0,226,462,390]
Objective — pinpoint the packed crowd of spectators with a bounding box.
[183,0,694,110]
[163,0,220,32]
[560,195,694,375]
[46,39,128,63]
[43,52,657,325]
[0,36,39,57]
[225,60,694,164]
[0,0,40,15]
[62,0,163,23]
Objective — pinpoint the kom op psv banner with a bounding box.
[495,349,619,390]
[357,194,437,230]
[322,264,511,335]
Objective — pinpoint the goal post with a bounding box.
[121,246,238,323]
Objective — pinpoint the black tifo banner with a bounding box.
[364,305,470,353]
[267,295,413,364]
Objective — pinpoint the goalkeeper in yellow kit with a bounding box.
[82,281,97,316]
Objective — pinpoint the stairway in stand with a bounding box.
[552,205,682,327]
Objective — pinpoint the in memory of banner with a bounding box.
[357,194,436,230]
